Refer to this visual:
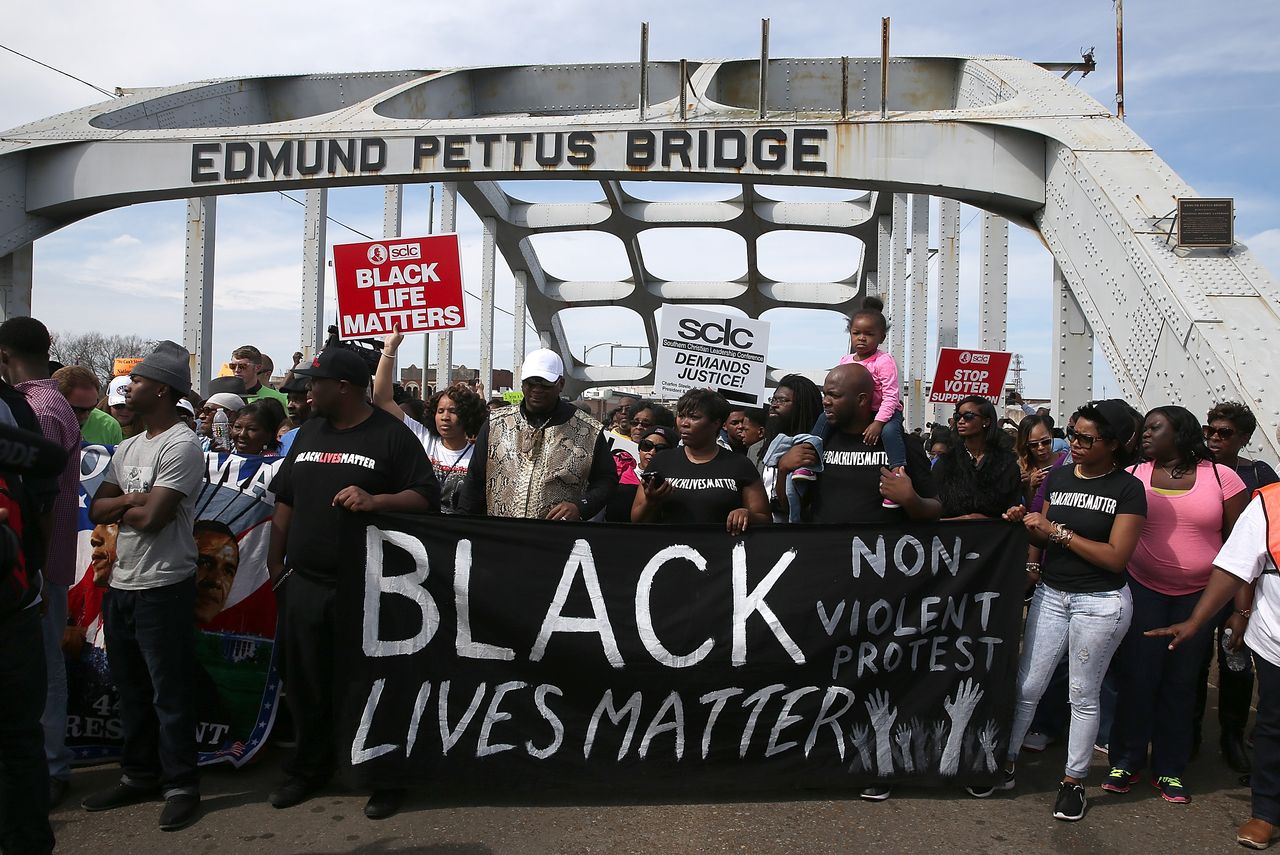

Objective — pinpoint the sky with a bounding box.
[3,0,1278,400]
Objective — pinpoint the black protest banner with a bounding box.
[336,516,1025,791]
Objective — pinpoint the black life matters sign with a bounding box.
[336,516,1025,792]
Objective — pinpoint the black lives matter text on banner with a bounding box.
[653,306,771,407]
[335,515,1025,792]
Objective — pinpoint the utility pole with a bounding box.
[1010,353,1026,395]
[1114,0,1125,120]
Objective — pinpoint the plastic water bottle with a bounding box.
[1222,627,1250,672]
[212,409,230,450]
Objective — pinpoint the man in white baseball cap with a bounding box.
[106,376,136,436]
[459,348,617,519]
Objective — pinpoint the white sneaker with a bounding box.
[1022,731,1051,752]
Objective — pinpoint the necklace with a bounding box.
[1159,459,1187,479]
[1074,464,1114,480]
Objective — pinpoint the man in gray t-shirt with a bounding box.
[81,341,206,832]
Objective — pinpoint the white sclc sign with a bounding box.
[653,306,771,407]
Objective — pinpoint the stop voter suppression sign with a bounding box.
[928,347,1013,404]
[333,234,467,340]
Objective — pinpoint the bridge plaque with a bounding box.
[1177,198,1234,248]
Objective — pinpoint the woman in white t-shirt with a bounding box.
[374,329,487,513]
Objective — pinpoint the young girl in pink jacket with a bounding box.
[837,296,907,506]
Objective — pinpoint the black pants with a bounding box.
[279,572,337,784]
[1194,601,1255,741]
[1252,654,1280,823]
[1109,577,1211,778]
[103,578,199,794]
[0,606,54,855]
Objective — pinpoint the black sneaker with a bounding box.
[159,794,201,831]
[1053,781,1087,821]
[49,777,71,810]
[364,788,405,820]
[860,785,892,801]
[81,782,158,812]
[269,776,325,809]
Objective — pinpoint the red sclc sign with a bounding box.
[928,348,1013,404]
[333,233,467,340]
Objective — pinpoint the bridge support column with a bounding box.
[978,213,1008,351]
[436,184,457,388]
[479,217,496,397]
[513,270,528,385]
[1053,260,1093,423]
[0,244,33,323]
[300,189,327,361]
[868,212,891,301]
[383,185,403,382]
[182,198,216,394]
[888,193,908,374]
[907,194,929,429]
[934,198,960,424]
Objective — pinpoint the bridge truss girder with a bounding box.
[0,55,1277,458]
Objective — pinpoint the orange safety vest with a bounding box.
[1256,482,1280,573]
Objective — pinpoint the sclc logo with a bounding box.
[677,317,754,349]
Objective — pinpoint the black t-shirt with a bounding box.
[1236,459,1280,495]
[806,431,936,525]
[1042,466,1146,593]
[648,447,760,525]
[271,408,439,583]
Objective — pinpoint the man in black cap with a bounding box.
[276,376,312,456]
[81,341,205,831]
[267,347,439,820]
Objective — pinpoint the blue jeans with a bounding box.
[0,606,54,855]
[1109,576,1212,778]
[40,579,73,782]
[1028,656,1119,747]
[1008,582,1132,779]
[104,578,200,796]
[878,409,907,469]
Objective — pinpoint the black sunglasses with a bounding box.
[1026,437,1054,448]
[638,439,669,452]
[1203,425,1237,440]
[1066,428,1098,448]
[955,411,982,422]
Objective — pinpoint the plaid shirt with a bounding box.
[17,378,81,586]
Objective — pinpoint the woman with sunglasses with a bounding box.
[632,389,769,534]
[1002,400,1145,821]
[1104,405,1249,804]
[605,426,676,522]
[931,396,1021,519]
[1017,415,1067,510]
[1195,403,1280,773]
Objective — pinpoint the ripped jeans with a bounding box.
[1007,582,1132,780]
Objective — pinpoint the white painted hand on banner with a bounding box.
[931,720,947,759]
[940,678,984,776]
[894,724,915,774]
[978,719,999,773]
[865,690,898,777]
[850,723,873,774]
[909,716,928,772]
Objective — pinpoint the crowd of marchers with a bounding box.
[3,296,1280,852]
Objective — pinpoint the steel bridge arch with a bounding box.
[2,55,1277,456]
